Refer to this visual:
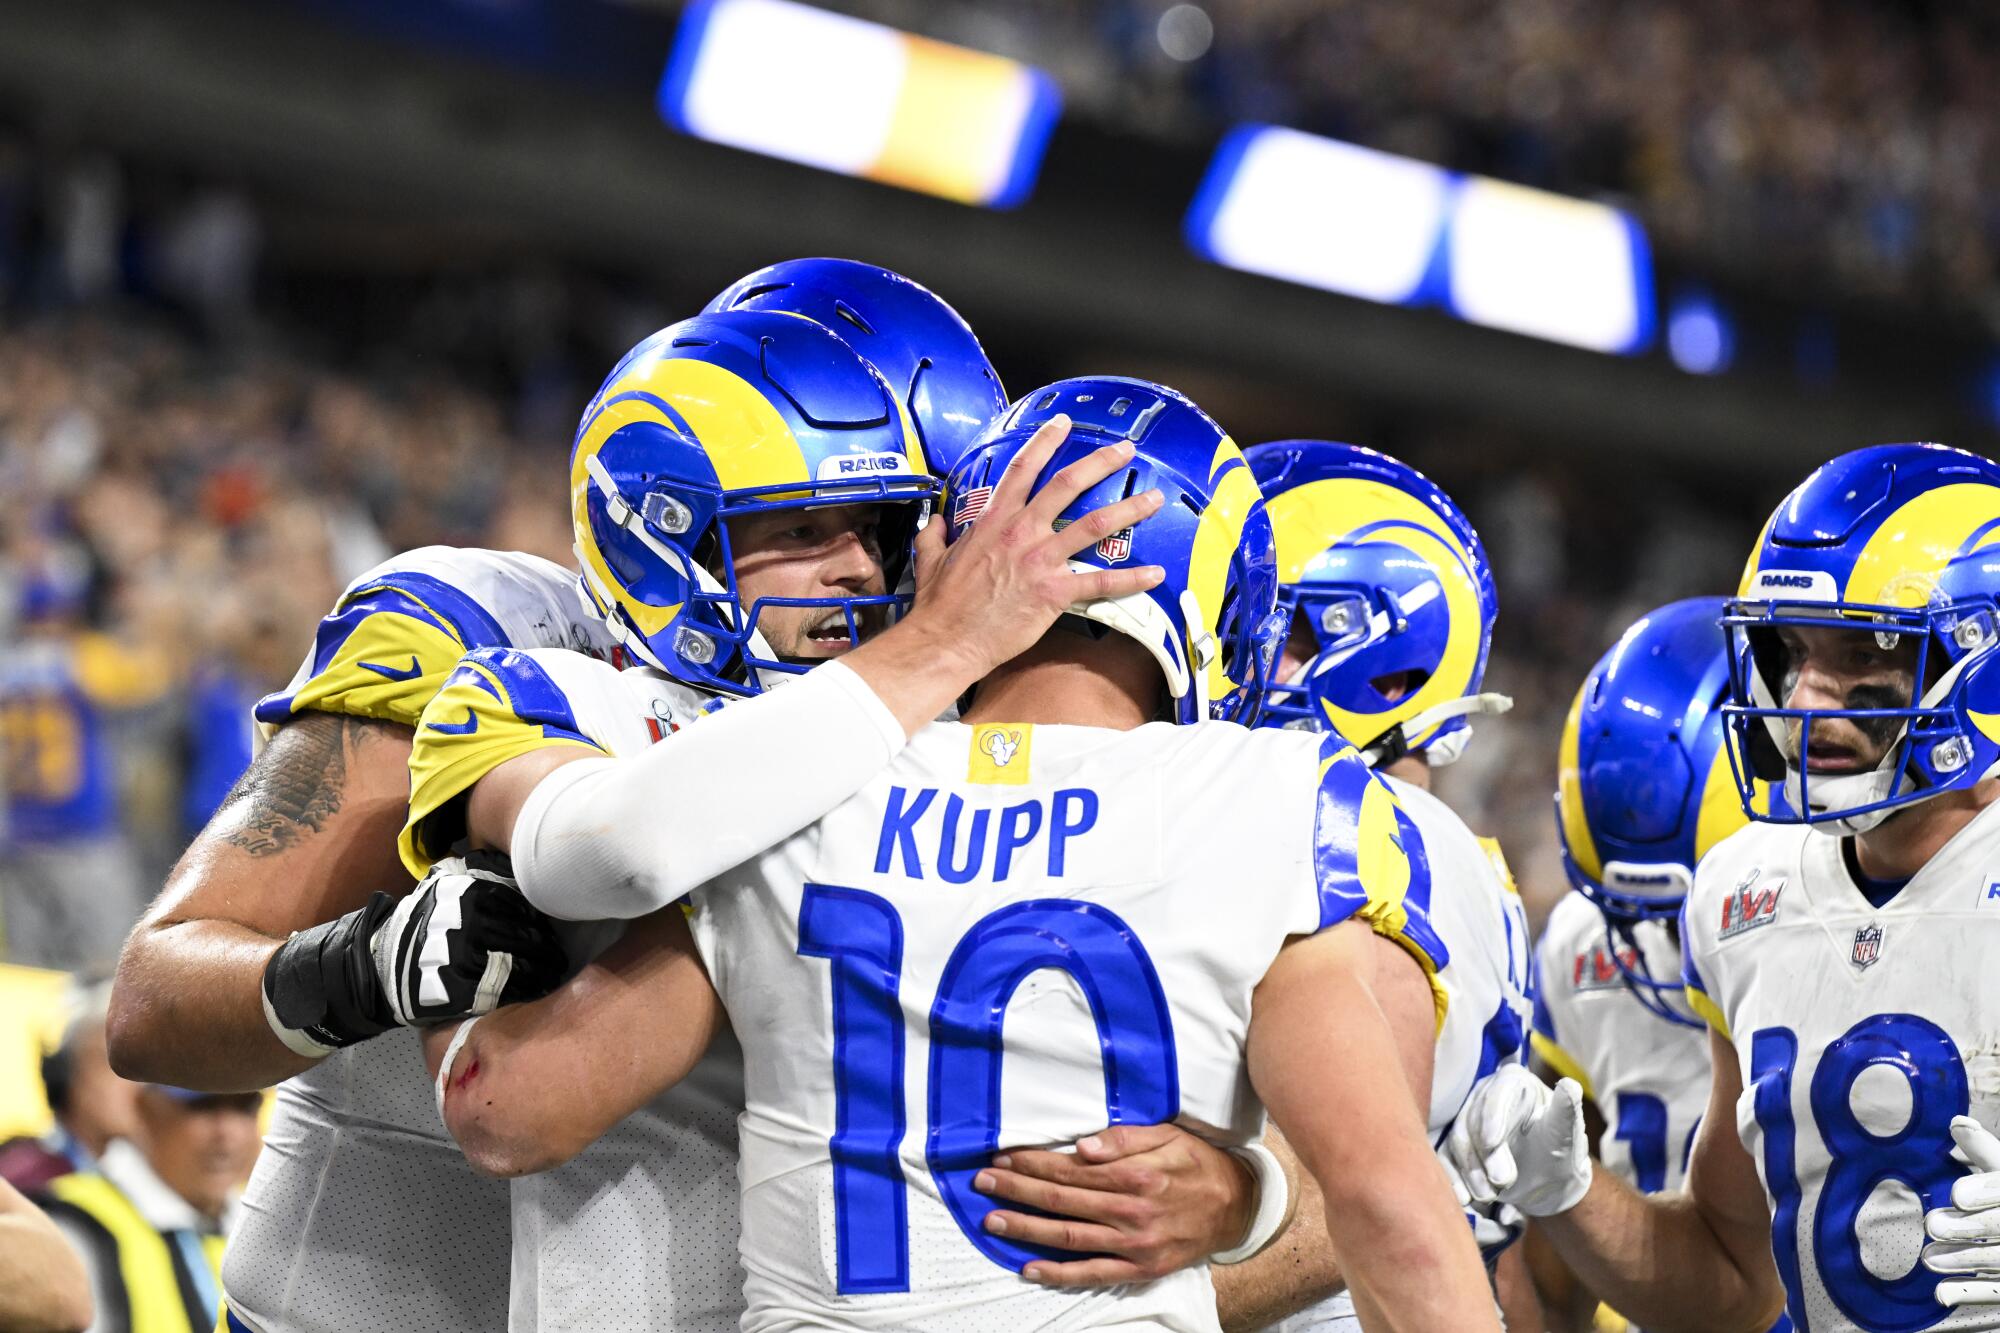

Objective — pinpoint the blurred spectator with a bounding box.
[0,1176,92,1333]
[38,1086,258,1333]
[0,558,164,972]
[0,982,142,1195]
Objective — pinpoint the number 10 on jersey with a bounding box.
[798,882,1181,1293]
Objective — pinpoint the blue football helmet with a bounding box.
[1557,598,1779,1026]
[1721,443,2000,834]
[1245,441,1506,766]
[944,377,1285,725]
[706,258,1007,477]
[571,309,938,695]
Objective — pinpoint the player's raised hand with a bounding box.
[1922,1115,2000,1307]
[969,1123,1256,1286]
[1443,1065,1592,1218]
[907,414,1166,680]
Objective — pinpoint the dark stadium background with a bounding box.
[1,0,1996,1130]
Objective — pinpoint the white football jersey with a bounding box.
[1389,781,1536,1141]
[407,650,1452,1333]
[401,643,751,1332]
[1534,891,1712,1196]
[1267,782,1532,1333]
[226,547,621,1333]
[1683,802,2000,1333]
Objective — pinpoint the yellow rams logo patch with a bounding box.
[969,724,1032,785]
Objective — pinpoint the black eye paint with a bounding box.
[1843,683,1910,747]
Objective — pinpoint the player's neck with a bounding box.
[1380,753,1431,790]
[961,630,1161,731]
[1852,776,2000,881]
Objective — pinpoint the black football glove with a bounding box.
[262,852,569,1055]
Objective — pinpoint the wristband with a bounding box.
[1213,1142,1292,1265]
[261,986,336,1059]
[261,892,398,1054]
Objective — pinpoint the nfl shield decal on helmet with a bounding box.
[1851,922,1883,970]
[1096,527,1134,563]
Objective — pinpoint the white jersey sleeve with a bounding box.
[399,646,720,874]
[395,647,752,1332]
[223,547,620,1333]
[254,545,619,738]
[1384,778,1535,1138]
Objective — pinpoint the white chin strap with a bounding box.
[1361,692,1512,769]
[1063,563,1204,718]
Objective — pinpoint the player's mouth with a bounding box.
[1803,739,1871,774]
[800,614,857,655]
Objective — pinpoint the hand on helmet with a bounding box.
[908,416,1167,681]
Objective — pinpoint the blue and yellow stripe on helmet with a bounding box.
[1187,435,1272,709]
[1558,598,1776,1028]
[1722,443,2000,830]
[569,310,935,696]
[942,376,1284,726]
[1245,442,1498,764]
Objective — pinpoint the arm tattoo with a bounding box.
[215,713,385,857]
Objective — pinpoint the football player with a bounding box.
[1130,440,1529,1332]
[1448,443,2000,1333]
[1526,597,1790,1331]
[402,323,1272,1329]
[102,264,1024,1333]
[405,378,1500,1331]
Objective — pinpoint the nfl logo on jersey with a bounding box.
[1851,922,1883,970]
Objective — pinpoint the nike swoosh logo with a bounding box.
[428,708,480,736]
[359,656,424,682]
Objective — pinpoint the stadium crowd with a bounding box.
[887,0,2000,314]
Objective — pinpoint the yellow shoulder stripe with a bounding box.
[1685,986,1732,1040]
[1529,1031,1597,1103]
[399,659,604,876]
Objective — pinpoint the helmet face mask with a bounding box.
[574,311,940,696]
[1718,442,2000,834]
[943,377,1283,727]
[1721,595,1997,834]
[1246,441,1502,765]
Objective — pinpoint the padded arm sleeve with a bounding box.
[510,660,907,921]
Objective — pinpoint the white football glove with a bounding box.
[1922,1115,2000,1308]
[1444,1065,1592,1218]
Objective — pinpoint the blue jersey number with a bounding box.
[1750,1014,1969,1333]
[1613,1091,1669,1195]
[796,884,1180,1293]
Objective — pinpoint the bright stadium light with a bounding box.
[658,0,1062,209]
[1187,124,1655,355]
[1186,125,1453,306]
[1445,178,1653,354]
